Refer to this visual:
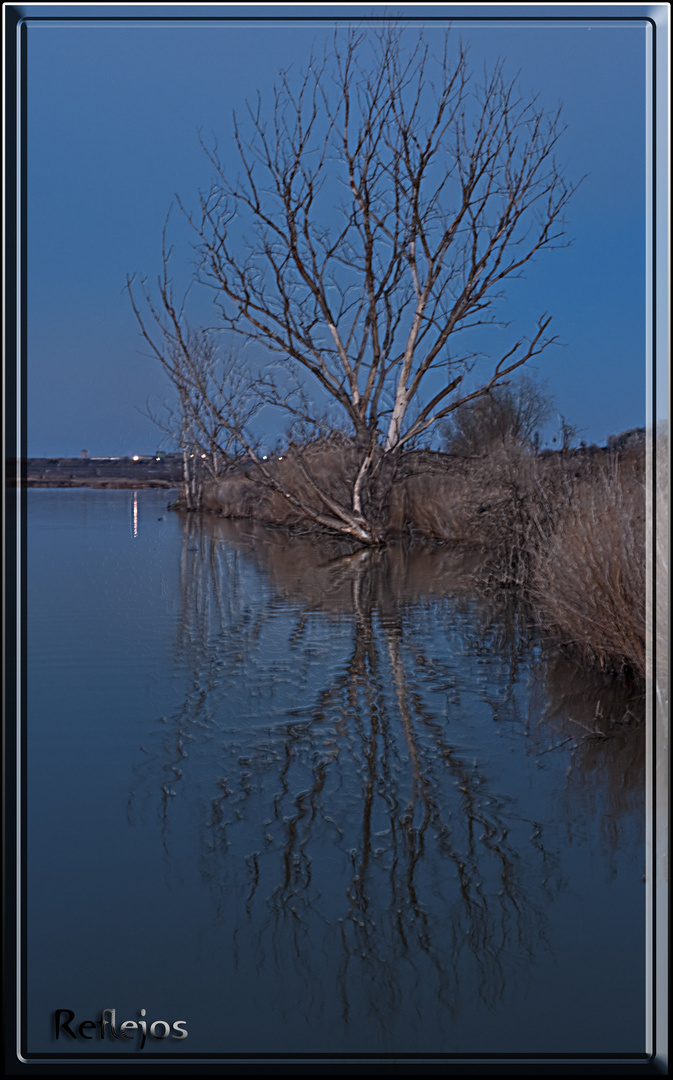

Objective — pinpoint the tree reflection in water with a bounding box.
[130,514,644,1042]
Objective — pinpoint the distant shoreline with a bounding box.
[7,456,183,489]
[19,479,179,489]
[7,428,647,492]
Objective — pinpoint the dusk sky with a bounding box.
[22,4,658,458]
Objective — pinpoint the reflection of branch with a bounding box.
[133,519,618,1032]
[282,546,548,1007]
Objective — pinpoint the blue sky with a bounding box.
[23,4,656,457]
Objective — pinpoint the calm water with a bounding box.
[24,489,647,1058]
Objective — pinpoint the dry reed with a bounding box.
[194,436,647,681]
[530,461,646,679]
[652,428,668,709]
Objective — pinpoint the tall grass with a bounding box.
[197,437,647,681]
[399,440,559,585]
[397,442,647,680]
[202,440,363,528]
[653,427,668,710]
[530,462,646,680]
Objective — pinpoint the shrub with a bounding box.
[441,374,552,457]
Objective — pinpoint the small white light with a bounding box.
[201,454,206,458]
[132,455,139,462]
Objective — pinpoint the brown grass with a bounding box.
[192,437,648,681]
[201,440,363,528]
[397,446,646,681]
[653,428,668,707]
[397,441,552,583]
[530,462,646,680]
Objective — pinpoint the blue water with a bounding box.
[23,489,647,1059]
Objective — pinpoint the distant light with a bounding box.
[278,456,284,460]
[201,454,206,459]
[262,455,268,460]
[132,455,140,462]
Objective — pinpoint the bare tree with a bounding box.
[129,234,263,509]
[130,26,577,543]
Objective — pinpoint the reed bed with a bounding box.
[196,436,649,681]
[202,440,362,528]
[653,429,669,709]
[530,461,646,680]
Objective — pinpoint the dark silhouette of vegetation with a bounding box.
[440,373,552,457]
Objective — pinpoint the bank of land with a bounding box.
[10,455,183,489]
[11,428,657,684]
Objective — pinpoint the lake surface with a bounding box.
[23,488,647,1059]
